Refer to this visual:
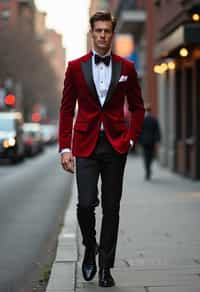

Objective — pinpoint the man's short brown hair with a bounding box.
[90,11,117,32]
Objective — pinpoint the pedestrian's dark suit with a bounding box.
[139,113,161,180]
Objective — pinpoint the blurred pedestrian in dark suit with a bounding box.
[139,104,161,180]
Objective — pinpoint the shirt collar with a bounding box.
[92,49,111,58]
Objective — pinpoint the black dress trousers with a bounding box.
[76,131,127,268]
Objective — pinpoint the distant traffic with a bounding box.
[0,111,58,164]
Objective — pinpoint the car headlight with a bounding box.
[3,138,16,148]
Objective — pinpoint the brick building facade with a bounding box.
[0,0,35,30]
[153,0,200,179]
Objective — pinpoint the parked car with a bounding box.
[23,122,44,156]
[41,124,58,145]
[0,111,25,163]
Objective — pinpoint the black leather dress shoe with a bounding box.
[99,268,115,287]
[82,245,98,281]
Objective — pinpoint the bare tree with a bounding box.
[0,25,60,120]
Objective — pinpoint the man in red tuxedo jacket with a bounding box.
[59,11,144,287]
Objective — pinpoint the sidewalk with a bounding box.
[46,154,200,292]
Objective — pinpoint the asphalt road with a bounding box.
[0,146,73,292]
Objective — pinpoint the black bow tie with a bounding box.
[94,54,111,66]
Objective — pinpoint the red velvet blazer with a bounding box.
[59,51,145,157]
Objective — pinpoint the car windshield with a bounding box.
[0,118,14,131]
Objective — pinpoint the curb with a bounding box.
[46,180,78,292]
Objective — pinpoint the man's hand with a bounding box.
[129,139,134,151]
[61,152,75,173]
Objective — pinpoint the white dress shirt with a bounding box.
[92,49,112,107]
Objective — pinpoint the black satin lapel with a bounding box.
[104,61,122,107]
[81,59,100,105]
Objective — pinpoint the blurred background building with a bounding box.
[0,0,35,30]
[0,0,65,122]
[152,0,200,179]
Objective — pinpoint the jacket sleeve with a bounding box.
[126,63,145,143]
[59,62,77,151]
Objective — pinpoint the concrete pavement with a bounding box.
[46,154,200,292]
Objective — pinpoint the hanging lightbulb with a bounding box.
[179,48,189,57]
[192,13,200,22]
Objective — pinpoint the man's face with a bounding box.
[91,20,114,54]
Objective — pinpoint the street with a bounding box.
[0,146,73,292]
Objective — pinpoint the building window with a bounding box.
[0,9,11,20]
[154,0,161,6]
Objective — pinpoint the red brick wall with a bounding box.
[145,0,157,115]
[135,0,145,9]
[154,0,182,31]
[0,0,18,27]
[44,30,66,89]
[154,0,199,39]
